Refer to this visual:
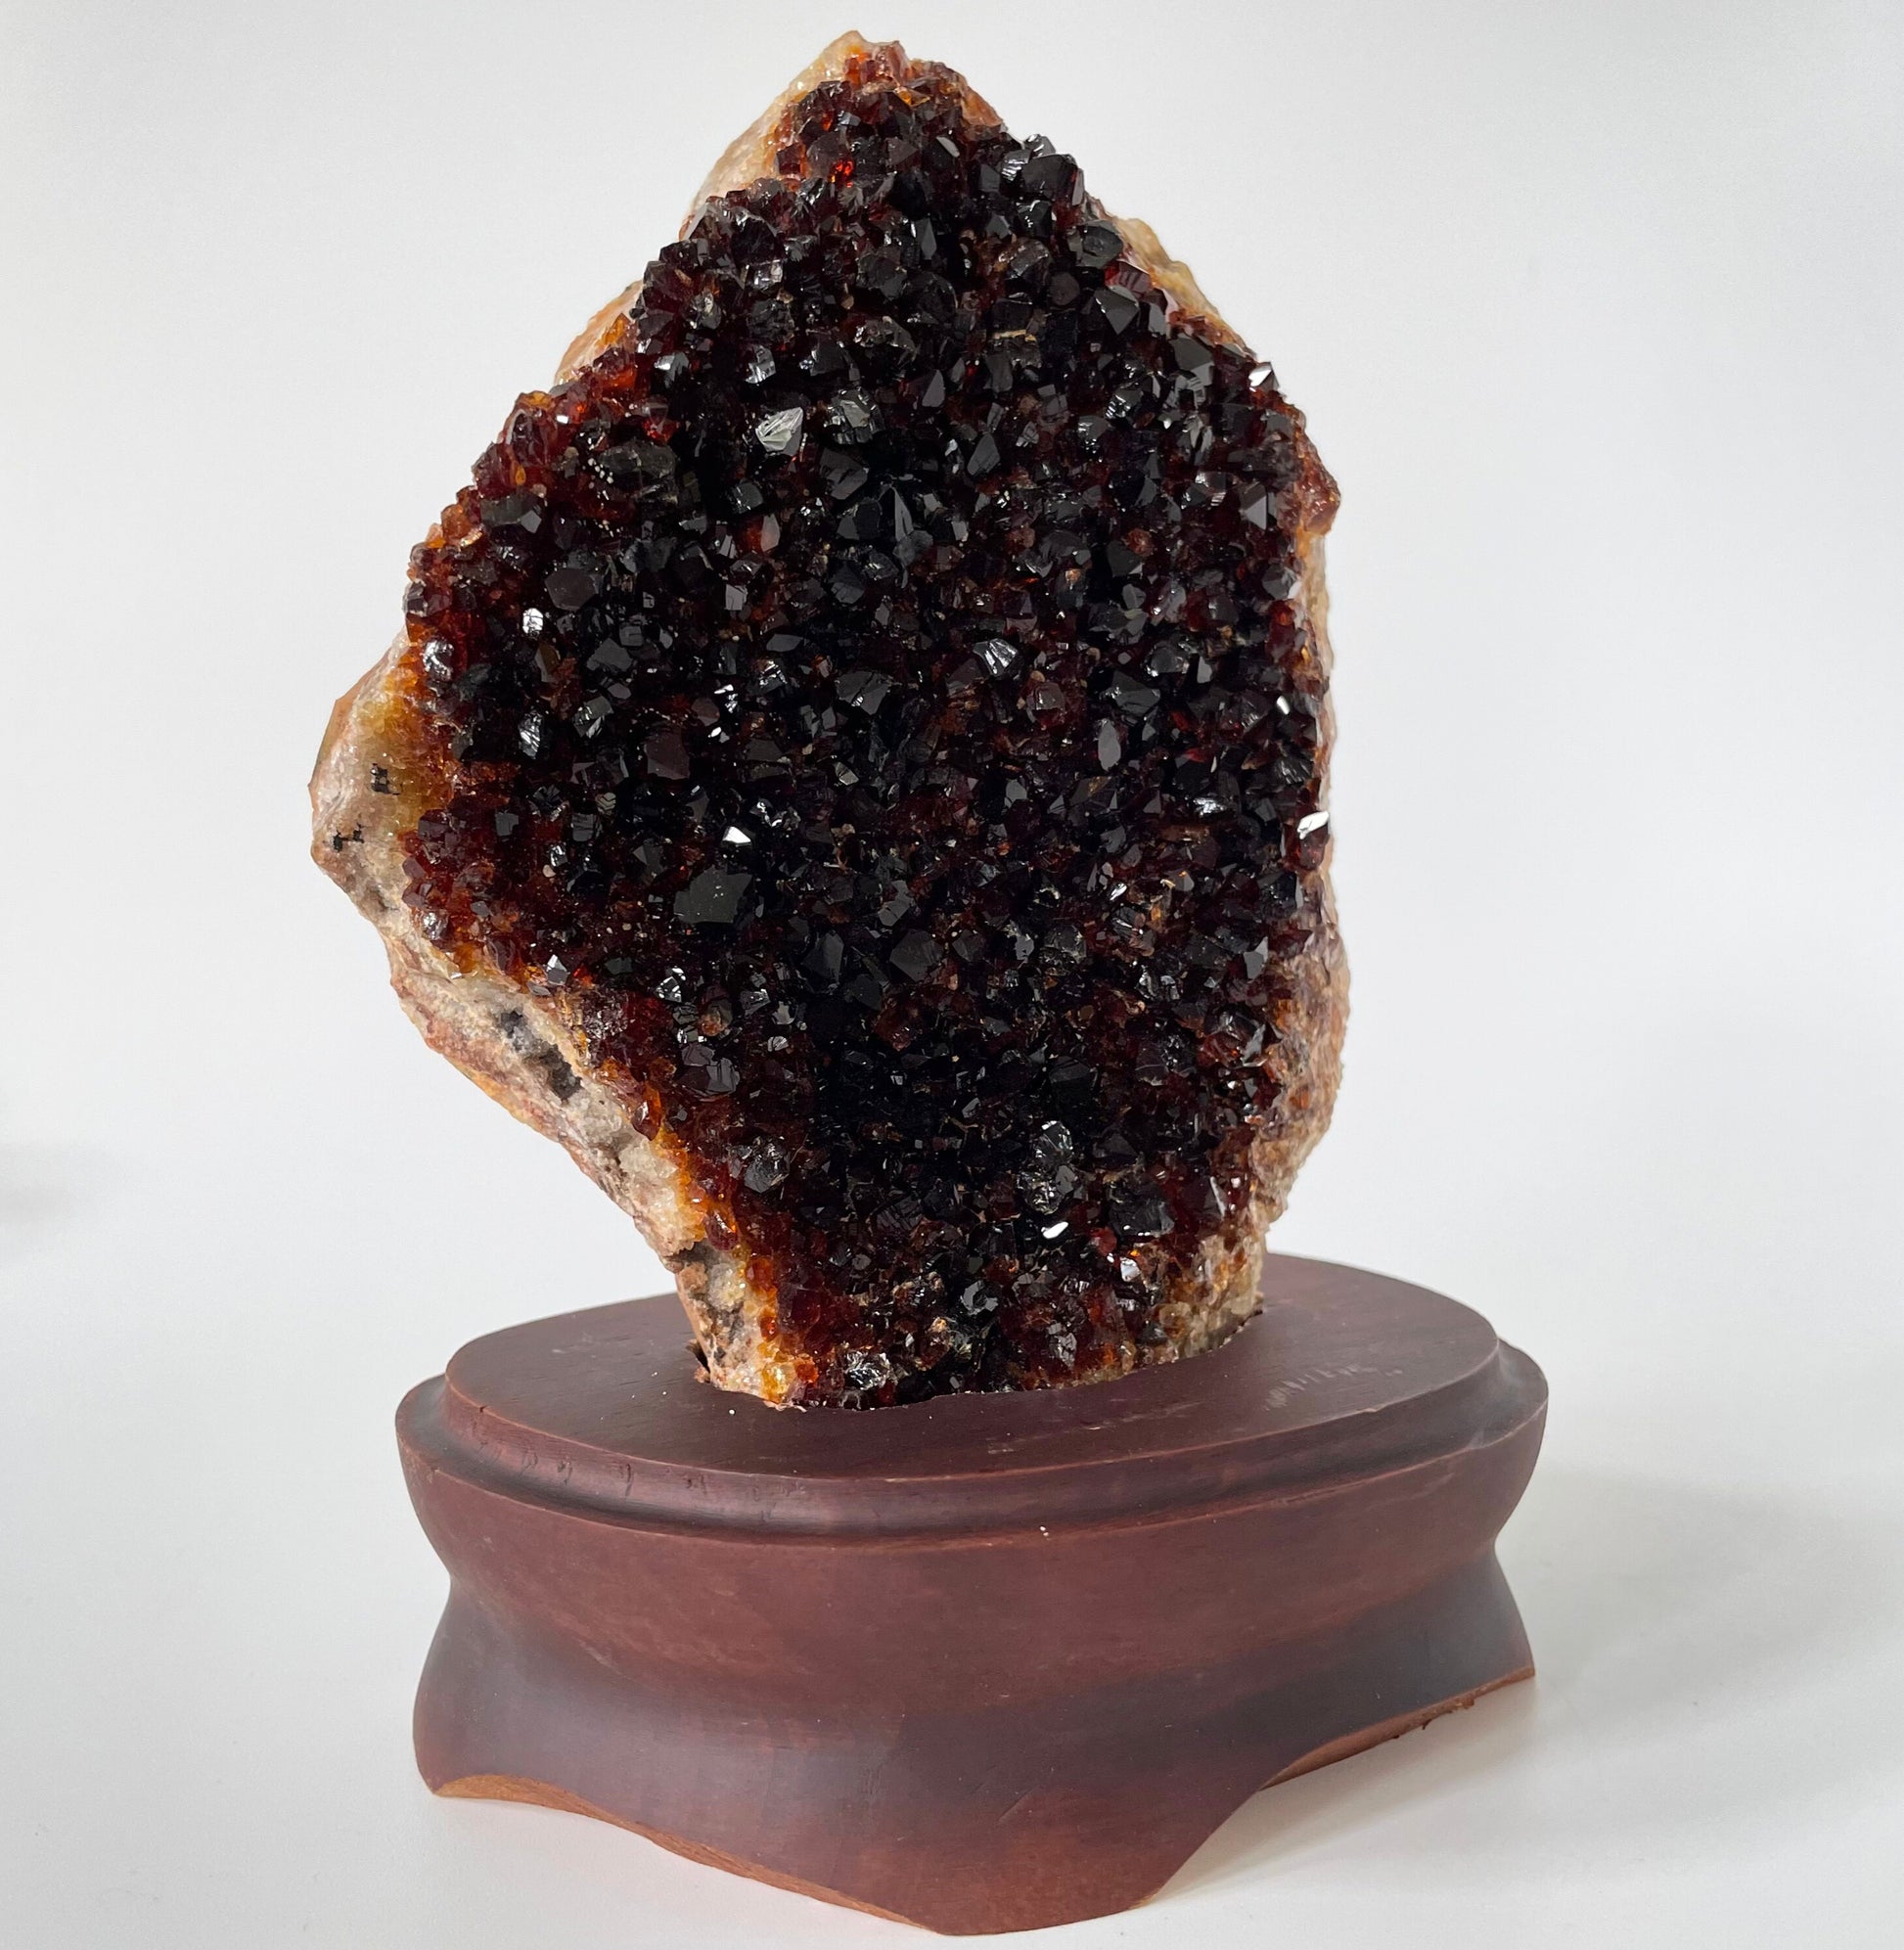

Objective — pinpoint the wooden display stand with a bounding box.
[397,1253,1545,1934]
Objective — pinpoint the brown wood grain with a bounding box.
[398,1253,1546,1933]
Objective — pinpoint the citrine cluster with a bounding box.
[391,60,1335,1402]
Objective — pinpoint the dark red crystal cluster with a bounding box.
[393,60,1336,1403]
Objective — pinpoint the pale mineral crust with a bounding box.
[312,34,1345,1407]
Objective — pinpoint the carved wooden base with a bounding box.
[397,1254,1546,1934]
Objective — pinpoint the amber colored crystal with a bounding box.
[344,45,1341,1405]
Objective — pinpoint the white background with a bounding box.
[4,2,1900,1943]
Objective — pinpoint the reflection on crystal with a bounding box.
[753,407,804,455]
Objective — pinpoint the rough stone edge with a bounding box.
[310,653,777,1394]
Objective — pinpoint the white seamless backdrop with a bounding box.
[2,3,1899,1945]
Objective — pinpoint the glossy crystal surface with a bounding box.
[393,60,1334,1403]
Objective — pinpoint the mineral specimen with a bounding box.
[312,34,1346,1406]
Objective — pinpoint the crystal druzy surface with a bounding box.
[326,42,1342,1405]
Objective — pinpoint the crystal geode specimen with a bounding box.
[313,36,1345,1406]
